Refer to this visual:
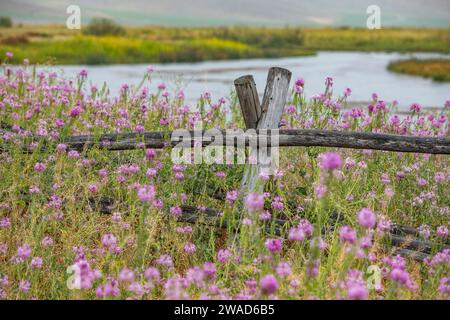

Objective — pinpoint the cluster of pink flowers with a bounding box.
[245,192,265,213]
[288,219,314,241]
[357,208,376,229]
[137,185,156,203]
[318,152,342,171]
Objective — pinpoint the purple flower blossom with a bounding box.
[306,258,320,277]
[19,280,30,292]
[288,219,314,242]
[202,262,216,280]
[314,183,327,199]
[96,279,119,298]
[78,69,88,78]
[445,100,450,108]
[359,236,372,249]
[70,105,82,117]
[276,262,291,278]
[34,162,46,172]
[72,258,101,289]
[288,227,306,241]
[41,236,54,247]
[439,277,450,295]
[339,226,357,244]
[285,104,296,114]
[347,283,368,300]
[215,171,226,178]
[17,243,32,259]
[67,150,80,158]
[226,190,238,204]
[31,257,43,269]
[390,268,414,290]
[410,103,421,113]
[186,266,205,288]
[184,242,196,254]
[245,192,264,213]
[144,267,160,283]
[156,254,173,268]
[164,277,189,300]
[137,185,156,203]
[295,78,305,87]
[0,275,9,286]
[265,238,282,253]
[419,224,431,239]
[0,217,11,228]
[118,268,135,283]
[357,208,376,229]
[343,87,352,97]
[319,152,342,171]
[170,206,182,217]
[217,249,232,264]
[437,225,449,238]
[145,148,156,161]
[88,183,98,194]
[101,233,117,248]
[377,216,392,233]
[310,237,327,251]
[271,197,284,210]
[260,275,278,295]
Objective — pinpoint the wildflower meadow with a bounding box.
[0,53,449,301]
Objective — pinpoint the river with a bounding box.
[46,51,450,111]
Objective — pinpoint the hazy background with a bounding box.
[2,0,450,27]
[1,0,449,108]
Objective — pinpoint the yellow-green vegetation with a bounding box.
[388,59,450,82]
[1,24,449,65]
[301,28,450,53]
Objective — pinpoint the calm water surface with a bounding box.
[47,52,450,110]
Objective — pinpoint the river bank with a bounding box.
[1,25,449,65]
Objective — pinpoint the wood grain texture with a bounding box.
[258,67,292,130]
[52,130,450,154]
[392,248,430,262]
[234,75,261,129]
[88,197,438,261]
[240,67,292,193]
[386,233,449,254]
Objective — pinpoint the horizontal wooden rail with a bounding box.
[85,197,444,262]
[2,119,449,154]
[278,130,450,154]
[35,129,450,154]
[13,193,444,262]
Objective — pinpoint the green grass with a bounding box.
[388,58,450,82]
[302,27,450,53]
[1,35,267,65]
[1,25,449,65]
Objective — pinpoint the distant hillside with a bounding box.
[1,0,450,27]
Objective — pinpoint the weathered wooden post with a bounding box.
[234,75,261,130]
[232,67,291,254]
[234,67,292,193]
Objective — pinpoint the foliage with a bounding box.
[388,59,450,82]
[0,16,13,28]
[1,25,449,64]
[82,17,126,36]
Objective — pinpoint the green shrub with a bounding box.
[82,17,125,36]
[0,16,13,27]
